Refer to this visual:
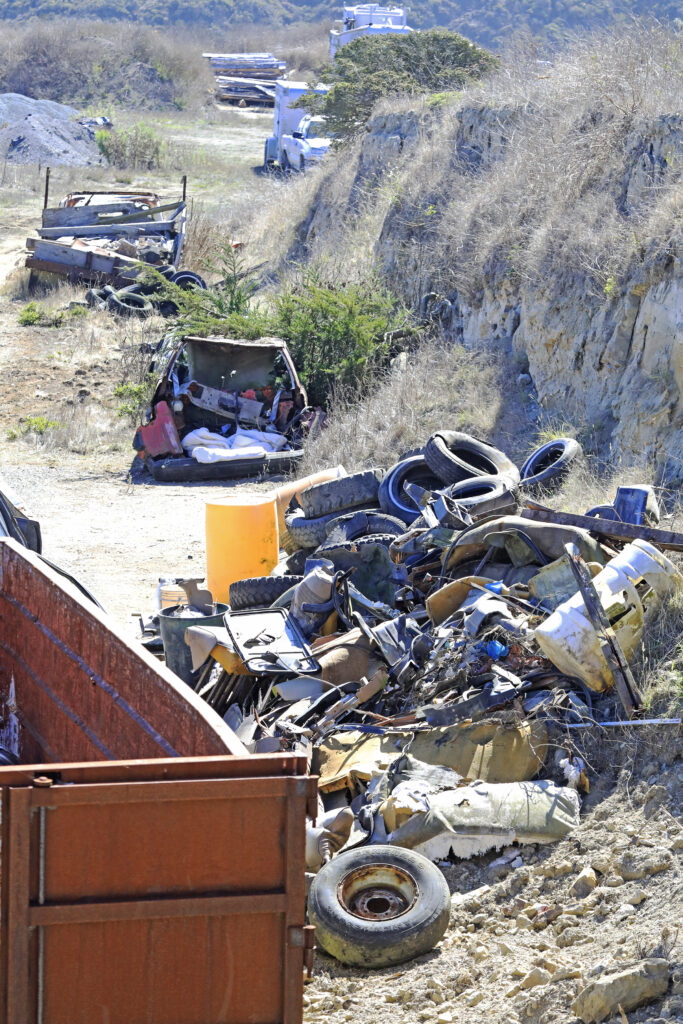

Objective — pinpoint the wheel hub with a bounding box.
[338,863,419,922]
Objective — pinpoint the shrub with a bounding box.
[274,271,409,406]
[149,245,411,408]
[114,376,157,422]
[18,302,87,327]
[299,30,497,138]
[96,124,164,170]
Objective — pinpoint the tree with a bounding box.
[298,29,499,138]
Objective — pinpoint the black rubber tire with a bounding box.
[378,455,443,525]
[309,845,451,968]
[285,505,381,550]
[280,150,290,172]
[520,438,582,489]
[324,510,406,542]
[284,548,308,575]
[170,270,207,291]
[424,431,519,486]
[317,533,397,555]
[107,291,153,318]
[85,287,108,308]
[446,473,519,517]
[300,469,385,519]
[229,574,303,610]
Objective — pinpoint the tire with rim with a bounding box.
[309,845,451,968]
[520,438,582,489]
[229,575,303,610]
[378,455,443,525]
[300,469,385,519]
[424,431,519,486]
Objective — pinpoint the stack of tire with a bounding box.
[85,268,207,320]
[228,433,583,610]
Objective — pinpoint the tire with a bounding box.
[309,845,451,968]
[284,548,308,575]
[299,156,305,172]
[285,505,381,550]
[107,291,153,318]
[280,150,290,172]
[520,438,582,489]
[378,455,443,525]
[300,469,385,519]
[169,270,207,291]
[85,287,108,308]
[424,431,519,487]
[324,510,406,542]
[446,473,519,517]
[317,533,398,555]
[229,574,303,610]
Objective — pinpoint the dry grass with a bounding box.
[301,335,532,473]
[252,23,681,305]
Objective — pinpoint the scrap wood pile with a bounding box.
[154,432,683,967]
[202,52,287,105]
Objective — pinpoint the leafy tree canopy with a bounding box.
[300,30,498,138]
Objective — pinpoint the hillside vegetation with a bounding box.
[0,0,681,49]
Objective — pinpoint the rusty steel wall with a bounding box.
[0,540,245,763]
[0,755,317,1024]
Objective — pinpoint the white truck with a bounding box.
[329,4,413,58]
[264,80,330,171]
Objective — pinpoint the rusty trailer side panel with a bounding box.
[0,539,245,762]
[0,755,317,1024]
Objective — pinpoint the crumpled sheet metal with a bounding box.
[444,516,606,573]
[313,718,548,793]
[387,778,581,860]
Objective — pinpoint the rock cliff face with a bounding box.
[297,103,682,477]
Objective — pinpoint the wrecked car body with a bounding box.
[134,334,314,481]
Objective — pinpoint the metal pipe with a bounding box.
[43,167,50,210]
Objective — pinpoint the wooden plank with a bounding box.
[38,220,176,240]
[521,504,683,551]
[31,239,137,271]
[29,892,287,926]
[565,543,642,717]
[42,203,141,228]
[102,200,185,225]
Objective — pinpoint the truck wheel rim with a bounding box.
[338,864,418,921]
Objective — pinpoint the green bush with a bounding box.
[299,30,498,138]
[114,376,157,422]
[152,246,411,408]
[18,301,87,327]
[96,124,164,170]
[274,271,408,407]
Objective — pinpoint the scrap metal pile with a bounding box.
[152,432,683,965]
[203,52,287,105]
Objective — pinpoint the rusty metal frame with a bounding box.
[0,756,317,1024]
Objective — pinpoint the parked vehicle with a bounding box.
[330,3,413,58]
[281,114,332,172]
[264,80,329,170]
[134,334,318,482]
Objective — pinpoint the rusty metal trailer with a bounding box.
[0,540,316,1023]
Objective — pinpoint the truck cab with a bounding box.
[281,115,331,171]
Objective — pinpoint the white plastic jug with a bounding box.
[534,540,683,691]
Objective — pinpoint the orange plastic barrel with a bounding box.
[205,494,279,604]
